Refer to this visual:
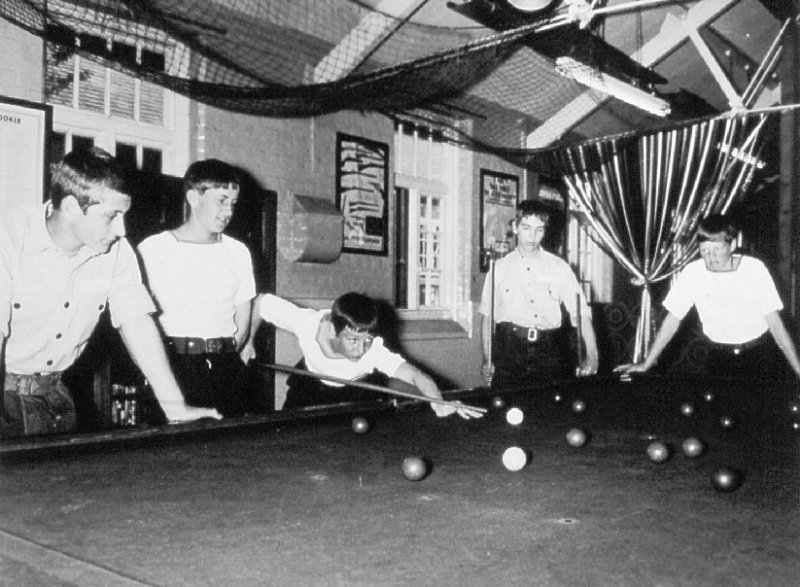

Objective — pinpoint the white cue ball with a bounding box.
[505,407,524,425]
[502,446,528,472]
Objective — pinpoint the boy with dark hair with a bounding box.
[479,199,599,390]
[241,292,481,418]
[0,148,220,437]
[616,213,800,379]
[138,159,256,417]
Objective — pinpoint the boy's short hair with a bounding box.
[330,293,379,335]
[50,147,126,211]
[183,159,240,196]
[515,199,551,226]
[698,214,737,243]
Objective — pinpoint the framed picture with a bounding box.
[0,96,51,209]
[336,133,389,255]
[479,169,519,271]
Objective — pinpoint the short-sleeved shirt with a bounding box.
[0,202,155,374]
[478,249,590,329]
[258,294,405,386]
[663,256,783,344]
[138,231,255,338]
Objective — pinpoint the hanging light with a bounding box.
[555,56,671,117]
[505,0,555,11]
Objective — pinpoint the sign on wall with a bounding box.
[479,169,519,271]
[335,133,389,256]
[0,96,51,209]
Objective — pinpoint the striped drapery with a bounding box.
[558,112,770,362]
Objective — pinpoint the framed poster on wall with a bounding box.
[479,169,519,271]
[0,96,51,209]
[335,133,389,255]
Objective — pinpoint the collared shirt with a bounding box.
[258,294,405,386]
[0,202,155,374]
[138,231,255,338]
[478,248,590,330]
[663,255,783,344]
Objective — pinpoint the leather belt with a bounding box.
[497,322,562,343]
[4,372,63,395]
[167,337,236,355]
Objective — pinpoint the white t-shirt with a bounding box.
[138,231,255,338]
[258,294,405,386]
[663,255,783,344]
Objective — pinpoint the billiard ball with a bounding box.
[401,456,428,481]
[502,446,528,472]
[703,392,714,403]
[505,407,524,425]
[492,396,506,409]
[351,416,370,435]
[553,394,563,403]
[789,401,799,415]
[792,421,799,432]
[711,467,742,492]
[571,399,586,414]
[646,441,669,463]
[720,416,735,429]
[566,428,587,448]
[680,402,695,417]
[681,437,704,458]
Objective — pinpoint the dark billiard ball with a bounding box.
[681,437,704,458]
[646,441,669,463]
[703,392,714,403]
[401,456,428,481]
[492,396,506,409]
[566,428,587,448]
[680,402,695,417]
[711,467,742,492]
[720,416,735,429]
[351,416,370,435]
[571,399,586,414]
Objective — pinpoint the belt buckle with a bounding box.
[207,338,219,353]
[527,327,539,342]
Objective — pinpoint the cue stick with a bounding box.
[576,292,583,368]
[259,362,487,414]
[486,247,496,386]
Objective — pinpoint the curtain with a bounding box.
[557,112,770,362]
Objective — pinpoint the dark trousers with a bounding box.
[704,332,782,380]
[491,324,571,391]
[1,373,76,438]
[168,351,250,417]
[283,360,385,410]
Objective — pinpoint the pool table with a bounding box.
[1,374,798,586]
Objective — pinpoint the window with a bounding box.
[44,19,188,176]
[394,121,472,334]
[567,215,614,303]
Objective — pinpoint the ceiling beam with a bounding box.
[311,0,419,83]
[525,0,741,149]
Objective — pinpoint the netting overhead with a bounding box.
[0,0,786,157]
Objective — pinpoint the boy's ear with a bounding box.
[186,188,204,209]
[510,220,518,235]
[61,195,83,218]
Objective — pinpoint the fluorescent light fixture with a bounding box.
[555,56,671,117]
[506,0,553,11]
